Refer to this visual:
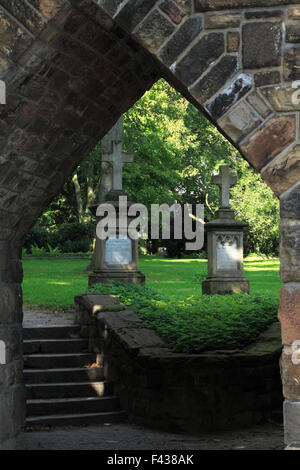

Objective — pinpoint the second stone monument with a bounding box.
[202,165,250,295]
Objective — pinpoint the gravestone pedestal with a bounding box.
[88,193,145,287]
[202,209,249,295]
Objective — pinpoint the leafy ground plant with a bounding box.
[89,282,278,353]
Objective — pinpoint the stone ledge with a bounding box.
[74,293,283,432]
[194,0,300,11]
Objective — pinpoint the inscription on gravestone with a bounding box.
[216,235,238,271]
[105,237,132,265]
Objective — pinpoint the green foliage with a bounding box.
[47,244,61,255]
[30,244,48,257]
[24,222,94,254]
[123,79,235,210]
[89,282,278,353]
[230,160,279,256]
[29,79,280,257]
[123,79,279,255]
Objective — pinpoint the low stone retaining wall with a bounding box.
[75,293,283,433]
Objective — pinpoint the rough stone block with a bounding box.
[207,73,252,120]
[218,101,261,143]
[74,293,123,318]
[114,0,157,32]
[172,0,192,14]
[159,0,185,24]
[262,144,300,196]
[0,0,46,34]
[190,55,238,104]
[195,0,300,11]
[158,16,202,66]
[245,10,283,19]
[173,33,224,87]
[134,9,175,53]
[27,0,67,20]
[97,310,143,330]
[246,92,272,119]
[242,22,282,69]
[284,47,300,80]
[261,86,300,112]
[278,283,300,344]
[254,70,281,87]
[0,283,22,325]
[286,8,300,43]
[280,220,300,283]
[111,327,167,355]
[94,0,124,16]
[227,32,240,53]
[284,400,300,446]
[0,9,33,60]
[241,115,296,171]
[204,13,240,29]
[280,346,300,399]
[280,182,300,219]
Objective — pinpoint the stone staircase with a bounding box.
[23,325,126,427]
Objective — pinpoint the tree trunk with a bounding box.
[85,161,113,272]
[72,173,84,223]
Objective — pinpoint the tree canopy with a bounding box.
[28,79,279,257]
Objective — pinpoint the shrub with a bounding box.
[30,244,48,256]
[89,282,278,353]
[24,222,95,254]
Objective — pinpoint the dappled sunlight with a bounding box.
[47,281,72,286]
[22,255,281,307]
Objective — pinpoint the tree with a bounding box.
[34,79,280,256]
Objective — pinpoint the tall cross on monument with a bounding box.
[102,117,134,192]
[212,165,237,209]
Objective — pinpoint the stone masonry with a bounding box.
[0,0,300,449]
[74,294,283,434]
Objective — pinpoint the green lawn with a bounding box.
[22,255,281,309]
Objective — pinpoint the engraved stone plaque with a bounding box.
[216,236,238,271]
[105,236,132,265]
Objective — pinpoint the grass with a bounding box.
[22,255,281,309]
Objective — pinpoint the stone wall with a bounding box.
[0,242,25,450]
[0,0,300,448]
[0,0,158,449]
[75,294,283,433]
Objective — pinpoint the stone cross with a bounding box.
[212,165,237,209]
[102,117,134,191]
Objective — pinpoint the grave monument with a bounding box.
[202,165,249,295]
[88,119,145,287]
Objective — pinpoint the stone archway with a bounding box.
[0,0,299,449]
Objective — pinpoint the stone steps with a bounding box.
[24,353,96,369]
[24,325,125,427]
[25,381,114,399]
[24,367,105,384]
[26,411,127,427]
[27,396,119,416]
[24,338,89,354]
[23,326,81,340]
